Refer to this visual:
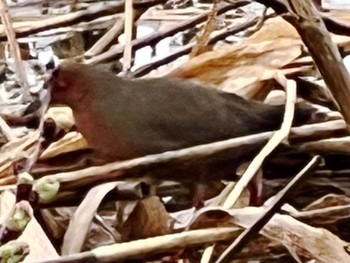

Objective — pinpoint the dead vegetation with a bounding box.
[0,0,350,262]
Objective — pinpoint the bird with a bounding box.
[47,62,326,207]
[48,62,318,163]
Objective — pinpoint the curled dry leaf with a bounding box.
[231,206,350,263]
[39,131,89,160]
[19,214,59,262]
[303,194,350,211]
[40,208,75,240]
[286,194,350,226]
[0,131,40,164]
[0,191,58,262]
[169,16,350,100]
[44,106,75,132]
[85,216,121,251]
[62,182,120,255]
[0,131,39,182]
[183,206,350,262]
[168,16,304,99]
[121,196,172,241]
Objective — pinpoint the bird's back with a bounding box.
[85,69,285,158]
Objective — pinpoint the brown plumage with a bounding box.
[48,62,316,161]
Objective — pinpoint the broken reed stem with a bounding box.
[40,227,240,263]
[201,73,297,263]
[216,155,322,263]
[0,116,16,141]
[0,0,30,102]
[84,18,124,58]
[85,1,251,65]
[122,0,134,72]
[286,0,350,125]
[190,0,220,57]
[222,73,296,209]
[37,119,346,190]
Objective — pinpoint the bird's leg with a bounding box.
[247,178,263,206]
[191,167,207,209]
[237,162,264,206]
[192,183,206,209]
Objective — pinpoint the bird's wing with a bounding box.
[92,75,281,155]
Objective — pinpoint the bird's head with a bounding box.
[48,62,92,108]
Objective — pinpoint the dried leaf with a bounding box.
[39,131,89,160]
[169,17,304,98]
[19,216,59,262]
[232,207,350,262]
[62,182,120,255]
[121,196,172,241]
[0,191,58,262]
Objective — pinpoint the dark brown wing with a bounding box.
[91,72,285,156]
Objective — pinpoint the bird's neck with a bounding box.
[64,81,93,111]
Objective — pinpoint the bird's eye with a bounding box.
[46,59,56,71]
[52,67,60,79]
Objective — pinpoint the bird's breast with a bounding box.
[73,109,139,161]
